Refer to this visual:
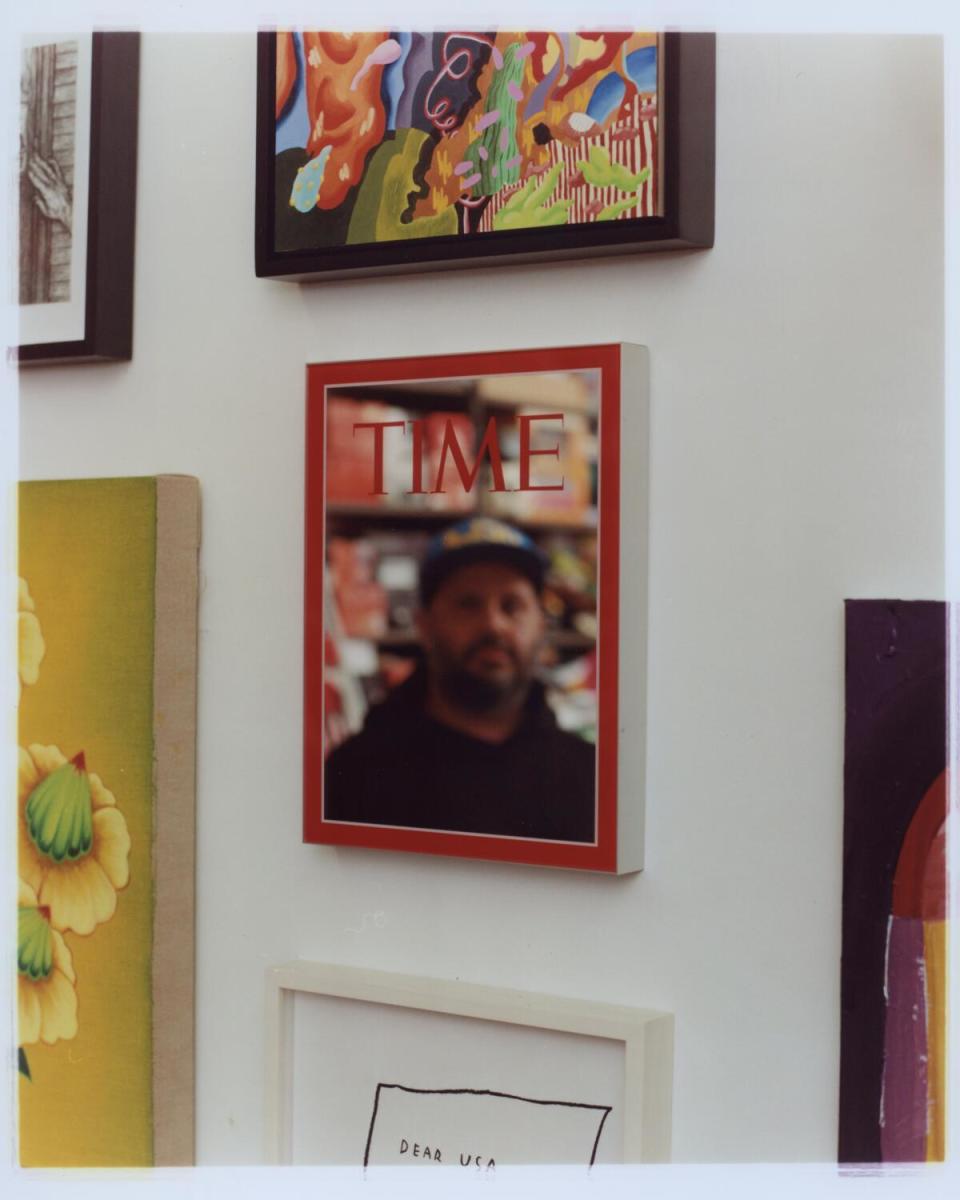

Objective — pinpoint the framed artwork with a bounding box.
[839,600,948,1163]
[18,477,199,1165]
[265,961,674,1166]
[304,344,648,873]
[256,31,714,281]
[18,32,139,365]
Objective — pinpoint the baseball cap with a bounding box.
[419,517,548,606]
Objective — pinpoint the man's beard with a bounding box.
[432,636,532,714]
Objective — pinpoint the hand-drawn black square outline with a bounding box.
[363,1082,612,1169]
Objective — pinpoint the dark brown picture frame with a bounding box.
[255,31,714,283]
[18,32,140,366]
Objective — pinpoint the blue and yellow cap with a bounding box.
[419,517,548,605]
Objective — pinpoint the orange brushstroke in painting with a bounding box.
[302,32,389,210]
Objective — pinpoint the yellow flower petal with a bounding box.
[39,857,117,935]
[18,611,45,687]
[18,580,45,693]
[18,577,36,613]
[88,771,117,810]
[18,745,42,798]
[18,978,42,1046]
[18,877,39,907]
[27,744,67,778]
[35,967,79,1044]
[18,895,78,1047]
[18,744,130,934]
[92,806,131,889]
[50,929,76,985]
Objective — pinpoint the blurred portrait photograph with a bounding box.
[304,348,621,868]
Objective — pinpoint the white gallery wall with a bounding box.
[17,32,945,1164]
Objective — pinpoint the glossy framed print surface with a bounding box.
[256,31,714,281]
[304,344,648,872]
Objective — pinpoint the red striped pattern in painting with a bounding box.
[479,92,658,233]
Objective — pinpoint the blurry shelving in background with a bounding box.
[323,370,600,751]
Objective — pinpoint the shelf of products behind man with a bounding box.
[323,523,598,749]
[324,384,598,532]
[327,529,597,654]
[324,383,598,633]
[321,376,600,746]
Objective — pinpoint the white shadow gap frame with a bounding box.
[265,961,673,1167]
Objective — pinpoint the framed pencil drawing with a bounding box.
[304,344,648,873]
[18,32,139,365]
[256,31,714,281]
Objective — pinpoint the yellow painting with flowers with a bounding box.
[17,476,199,1167]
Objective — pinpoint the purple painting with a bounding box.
[839,600,947,1163]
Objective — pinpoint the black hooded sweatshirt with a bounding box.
[323,666,596,842]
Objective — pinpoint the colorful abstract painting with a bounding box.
[839,600,948,1163]
[17,477,199,1166]
[271,31,660,252]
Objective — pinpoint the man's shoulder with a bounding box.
[529,724,595,842]
[326,718,395,769]
[542,722,596,760]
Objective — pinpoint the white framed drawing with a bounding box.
[265,961,673,1168]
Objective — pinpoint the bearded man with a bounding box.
[323,517,596,842]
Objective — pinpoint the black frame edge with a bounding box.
[255,30,716,282]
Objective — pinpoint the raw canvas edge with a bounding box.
[151,474,200,1164]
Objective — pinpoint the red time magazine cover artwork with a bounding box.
[304,345,644,872]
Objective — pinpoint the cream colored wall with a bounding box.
[17,31,944,1164]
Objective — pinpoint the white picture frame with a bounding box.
[265,961,673,1167]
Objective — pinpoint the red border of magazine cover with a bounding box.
[304,344,622,871]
